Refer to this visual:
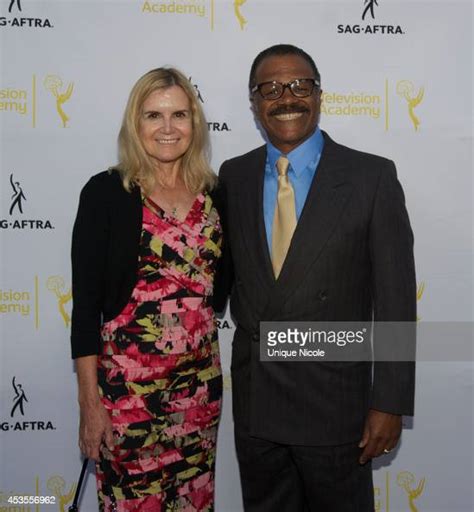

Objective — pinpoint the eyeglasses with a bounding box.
[251,78,320,100]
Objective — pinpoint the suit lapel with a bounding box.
[264,134,353,317]
[236,146,275,288]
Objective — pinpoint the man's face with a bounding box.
[252,54,321,154]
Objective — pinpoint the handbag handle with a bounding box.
[68,458,89,512]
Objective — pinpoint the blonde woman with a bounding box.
[71,68,224,511]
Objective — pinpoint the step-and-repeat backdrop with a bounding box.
[1,0,472,510]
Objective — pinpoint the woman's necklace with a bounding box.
[151,183,188,219]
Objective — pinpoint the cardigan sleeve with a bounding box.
[70,175,109,359]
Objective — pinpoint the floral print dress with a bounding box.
[96,192,223,511]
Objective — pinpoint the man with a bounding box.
[217,44,416,511]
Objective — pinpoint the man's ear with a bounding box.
[249,94,257,114]
[317,88,323,105]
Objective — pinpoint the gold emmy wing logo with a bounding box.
[223,374,232,391]
[416,281,425,321]
[47,276,72,327]
[47,475,76,512]
[396,81,424,131]
[396,471,426,512]
[233,0,247,29]
[43,75,74,128]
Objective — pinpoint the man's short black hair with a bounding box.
[248,44,321,91]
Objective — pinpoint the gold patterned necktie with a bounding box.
[272,156,297,278]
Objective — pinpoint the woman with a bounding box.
[71,68,224,511]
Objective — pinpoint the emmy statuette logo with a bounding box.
[47,276,72,327]
[234,0,247,29]
[10,376,28,418]
[396,471,426,512]
[9,173,26,215]
[43,75,74,128]
[46,476,76,512]
[416,281,425,321]
[396,81,424,131]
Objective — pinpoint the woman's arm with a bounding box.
[71,174,109,358]
[76,355,114,461]
[71,173,113,459]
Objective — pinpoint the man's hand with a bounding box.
[79,400,114,461]
[358,409,402,464]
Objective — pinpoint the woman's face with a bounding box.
[139,85,193,168]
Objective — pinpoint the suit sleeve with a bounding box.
[369,161,416,415]
[70,177,109,359]
[211,162,234,314]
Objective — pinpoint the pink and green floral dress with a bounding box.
[96,192,223,511]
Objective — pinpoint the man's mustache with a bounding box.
[269,104,309,116]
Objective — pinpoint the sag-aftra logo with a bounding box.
[337,0,405,35]
[0,0,53,28]
[0,376,56,432]
[1,174,55,230]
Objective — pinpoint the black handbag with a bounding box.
[68,458,89,512]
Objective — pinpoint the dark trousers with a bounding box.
[235,429,374,512]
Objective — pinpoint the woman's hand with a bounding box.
[79,399,114,461]
[75,355,114,461]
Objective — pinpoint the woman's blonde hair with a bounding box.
[115,67,215,194]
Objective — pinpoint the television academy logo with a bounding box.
[1,174,55,230]
[397,471,426,510]
[141,0,214,30]
[47,276,72,327]
[47,475,77,509]
[374,470,426,511]
[188,78,231,133]
[1,0,53,28]
[1,376,56,432]
[337,0,405,35]
[44,75,74,128]
[397,81,424,131]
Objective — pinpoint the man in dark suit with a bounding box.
[218,44,416,511]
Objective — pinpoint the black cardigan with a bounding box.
[70,170,229,359]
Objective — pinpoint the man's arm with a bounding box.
[360,160,416,463]
[212,162,234,314]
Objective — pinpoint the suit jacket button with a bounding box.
[319,290,328,301]
[252,333,259,342]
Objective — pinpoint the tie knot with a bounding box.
[276,156,290,177]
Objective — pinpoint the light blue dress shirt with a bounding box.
[263,127,325,252]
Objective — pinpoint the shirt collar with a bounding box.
[266,127,324,178]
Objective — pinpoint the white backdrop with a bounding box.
[1,0,473,511]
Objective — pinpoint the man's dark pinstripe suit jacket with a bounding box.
[216,131,416,446]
